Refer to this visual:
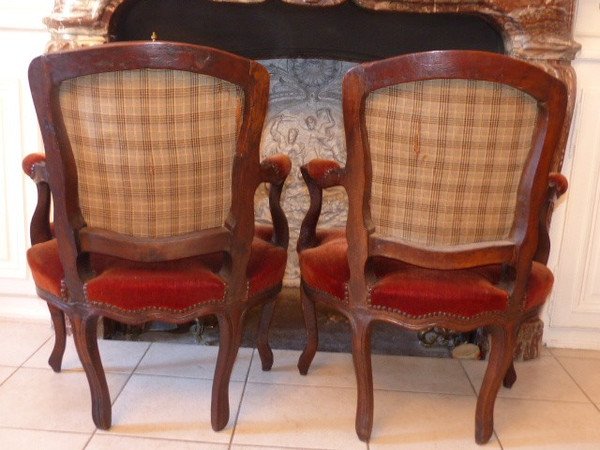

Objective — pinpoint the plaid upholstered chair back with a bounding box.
[364,79,538,247]
[29,41,273,287]
[340,50,568,271]
[59,69,243,239]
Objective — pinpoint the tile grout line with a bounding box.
[5,331,97,450]
[108,340,153,405]
[1,333,55,387]
[82,340,153,449]
[22,332,55,366]
[11,329,600,447]
[81,430,95,450]
[0,365,18,388]
[458,359,507,449]
[228,345,257,449]
[457,359,479,396]
[550,349,600,413]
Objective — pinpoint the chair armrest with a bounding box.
[298,159,345,251]
[303,159,343,189]
[548,172,568,197]
[22,153,53,245]
[534,172,568,264]
[260,154,292,249]
[22,153,47,182]
[260,154,291,185]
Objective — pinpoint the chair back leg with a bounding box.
[298,285,319,375]
[257,300,276,371]
[47,304,67,372]
[503,361,517,388]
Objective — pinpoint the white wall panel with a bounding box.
[542,0,600,348]
[0,79,28,282]
[549,87,600,328]
[0,2,53,319]
[0,1,50,30]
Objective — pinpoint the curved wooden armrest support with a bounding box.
[22,153,53,245]
[260,154,292,249]
[535,172,569,264]
[298,159,344,251]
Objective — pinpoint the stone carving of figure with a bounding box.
[269,115,305,159]
[304,108,336,158]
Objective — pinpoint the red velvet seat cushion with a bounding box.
[27,226,286,312]
[299,228,553,318]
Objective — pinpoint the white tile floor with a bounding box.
[1,318,600,449]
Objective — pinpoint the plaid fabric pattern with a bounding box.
[59,69,243,238]
[365,79,538,246]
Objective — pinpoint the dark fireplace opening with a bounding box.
[110,0,505,61]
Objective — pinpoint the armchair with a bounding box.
[296,50,568,443]
[24,41,290,431]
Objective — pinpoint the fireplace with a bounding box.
[41,0,580,357]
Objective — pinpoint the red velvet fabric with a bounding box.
[299,229,349,300]
[21,153,46,178]
[305,159,341,182]
[27,225,286,311]
[263,154,292,177]
[299,229,554,317]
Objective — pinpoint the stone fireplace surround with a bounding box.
[41,0,580,357]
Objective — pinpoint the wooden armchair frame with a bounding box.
[24,41,290,431]
[296,50,568,443]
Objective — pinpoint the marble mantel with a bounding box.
[45,0,580,61]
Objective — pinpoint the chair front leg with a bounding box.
[47,304,67,372]
[257,299,276,371]
[212,307,245,431]
[475,323,517,444]
[71,311,111,430]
